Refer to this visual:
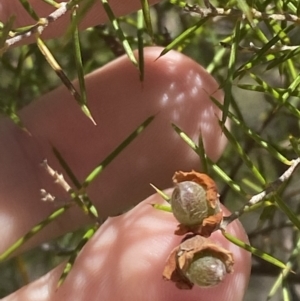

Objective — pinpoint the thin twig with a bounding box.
[3,0,96,50]
[41,159,99,219]
[3,2,69,49]
[41,159,72,192]
[40,188,56,202]
[221,157,300,228]
[185,4,300,24]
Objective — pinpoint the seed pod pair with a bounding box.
[163,171,233,289]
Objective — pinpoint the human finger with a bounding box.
[3,189,251,301]
[0,47,226,254]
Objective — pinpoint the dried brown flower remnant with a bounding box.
[163,235,234,289]
[171,171,223,237]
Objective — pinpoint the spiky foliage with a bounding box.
[1,0,300,299]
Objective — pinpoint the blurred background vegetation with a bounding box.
[1,0,300,300]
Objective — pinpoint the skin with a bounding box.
[0,1,251,300]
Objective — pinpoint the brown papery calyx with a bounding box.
[172,170,223,237]
[163,235,234,289]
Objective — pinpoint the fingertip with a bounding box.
[61,189,250,301]
[19,46,227,219]
[138,46,228,161]
[1,46,226,257]
[3,189,250,301]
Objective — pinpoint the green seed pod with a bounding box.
[184,251,227,287]
[171,181,220,226]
